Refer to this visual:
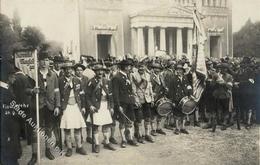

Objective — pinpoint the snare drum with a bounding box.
[178,96,197,115]
[156,97,174,117]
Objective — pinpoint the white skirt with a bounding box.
[60,104,86,129]
[87,100,113,126]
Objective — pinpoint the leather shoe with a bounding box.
[180,129,189,134]
[65,148,72,157]
[45,149,55,160]
[109,137,118,144]
[202,124,212,129]
[76,147,87,155]
[221,125,227,131]
[27,153,37,165]
[174,129,180,135]
[145,135,154,143]
[137,137,145,144]
[121,141,127,148]
[104,143,116,151]
[94,144,100,153]
[86,137,94,144]
[151,130,157,136]
[128,139,138,146]
[194,121,201,127]
[156,129,166,135]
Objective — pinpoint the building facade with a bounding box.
[78,0,232,61]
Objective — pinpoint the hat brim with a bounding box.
[73,64,86,70]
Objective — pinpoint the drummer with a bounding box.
[150,62,167,136]
[168,63,192,135]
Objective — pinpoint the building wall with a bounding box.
[78,0,233,60]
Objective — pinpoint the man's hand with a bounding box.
[31,87,40,94]
[119,106,123,113]
[89,106,97,113]
[54,107,60,116]
[109,108,114,115]
[151,101,155,107]
[81,108,86,115]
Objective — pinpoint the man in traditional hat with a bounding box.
[59,62,87,157]
[28,51,61,164]
[52,56,64,78]
[212,63,233,132]
[85,64,116,153]
[168,63,192,135]
[131,63,155,143]
[150,62,167,136]
[112,59,138,148]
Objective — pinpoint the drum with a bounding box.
[156,97,174,117]
[178,96,197,115]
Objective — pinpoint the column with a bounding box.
[209,0,214,6]
[176,28,183,59]
[131,28,137,55]
[160,28,166,51]
[187,28,193,60]
[148,27,155,56]
[204,0,208,6]
[168,30,173,55]
[137,27,145,56]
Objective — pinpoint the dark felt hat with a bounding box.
[53,56,64,63]
[150,62,163,69]
[117,59,134,66]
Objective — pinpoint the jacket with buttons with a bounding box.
[59,75,85,110]
[168,75,191,104]
[38,70,60,110]
[112,71,135,109]
[85,76,113,110]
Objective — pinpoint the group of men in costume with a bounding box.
[1,51,259,165]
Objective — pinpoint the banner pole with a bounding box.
[34,49,41,165]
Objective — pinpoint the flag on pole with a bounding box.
[14,49,36,80]
[192,9,207,102]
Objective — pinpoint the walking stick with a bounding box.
[59,124,63,151]
[90,113,95,152]
[236,106,241,130]
[34,49,41,164]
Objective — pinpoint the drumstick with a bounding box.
[118,108,133,123]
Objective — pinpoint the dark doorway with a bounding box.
[210,36,220,58]
[97,34,111,59]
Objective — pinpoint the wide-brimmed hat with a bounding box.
[73,63,86,70]
[53,56,64,63]
[150,62,162,69]
[92,64,108,71]
[38,51,49,61]
[60,61,74,69]
[117,59,134,66]
[176,64,185,70]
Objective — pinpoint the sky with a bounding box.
[232,0,260,32]
[1,0,260,41]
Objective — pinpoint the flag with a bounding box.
[192,9,207,102]
[14,49,37,80]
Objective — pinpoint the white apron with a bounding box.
[87,89,113,126]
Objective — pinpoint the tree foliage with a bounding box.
[0,14,20,60]
[21,26,45,49]
[233,19,260,58]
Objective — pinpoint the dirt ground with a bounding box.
[18,124,259,165]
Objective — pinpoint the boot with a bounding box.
[27,153,37,165]
[45,148,55,160]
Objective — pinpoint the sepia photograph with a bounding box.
[0,0,259,165]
